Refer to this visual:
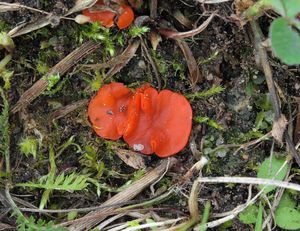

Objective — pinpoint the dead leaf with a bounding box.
[113,147,146,169]
[149,30,162,51]
[65,0,98,16]
[272,114,288,143]
[159,12,216,39]
[8,15,59,38]
[175,39,202,86]
[173,10,193,28]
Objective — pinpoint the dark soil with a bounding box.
[0,0,299,230]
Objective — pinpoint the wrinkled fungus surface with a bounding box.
[88,83,193,157]
[82,0,134,29]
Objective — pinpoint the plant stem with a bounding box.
[0,54,12,71]
[243,0,272,19]
[0,88,10,177]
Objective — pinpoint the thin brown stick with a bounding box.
[11,41,100,114]
[140,39,162,90]
[86,40,140,71]
[48,99,88,124]
[150,0,157,18]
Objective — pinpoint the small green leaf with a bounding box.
[43,73,60,91]
[278,191,296,208]
[270,18,300,65]
[255,111,265,129]
[239,204,258,224]
[254,203,263,231]
[245,80,254,96]
[128,26,150,37]
[275,207,300,230]
[257,156,288,193]
[194,116,223,130]
[270,0,300,18]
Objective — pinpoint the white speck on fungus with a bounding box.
[133,144,144,151]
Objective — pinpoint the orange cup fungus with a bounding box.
[88,82,193,157]
[81,0,134,29]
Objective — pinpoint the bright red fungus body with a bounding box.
[117,5,135,29]
[82,0,116,28]
[82,0,134,29]
[124,84,192,157]
[88,82,132,140]
[88,83,193,157]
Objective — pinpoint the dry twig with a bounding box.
[11,41,101,114]
[159,12,216,39]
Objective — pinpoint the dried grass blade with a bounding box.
[83,41,140,70]
[8,16,53,38]
[65,0,98,16]
[48,99,88,123]
[105,40,140,79]
[113,147,146,170]
[0,4,21,12]
[159,13,216,39]
[175,39,202,85]
[11,41,100,114]
[173,10,193,28]
[67,158,177,231]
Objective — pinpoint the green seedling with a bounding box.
[194,116,224,130]
[186,85,225,101]
[128,26,150,38]
[19,137,38,159]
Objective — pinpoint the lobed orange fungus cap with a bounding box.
[116,5,135,29]
[88,82,132,140]
[82,0,134,29]
[123,84,193,157]
[82,0,116,28]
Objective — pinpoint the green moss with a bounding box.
[19,137,38,159]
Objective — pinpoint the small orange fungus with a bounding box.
[82,0,134,29]
[88,82,193,157]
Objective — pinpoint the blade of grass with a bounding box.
[254,202,263,231]
[199,201,211,231]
